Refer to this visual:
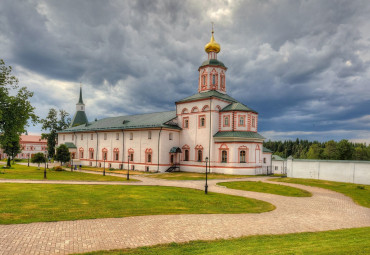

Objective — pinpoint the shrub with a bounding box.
[53,166,64,171]
[109,168,115,171]
[357,185,365,190]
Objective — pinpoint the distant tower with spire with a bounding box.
[70,84,88,127]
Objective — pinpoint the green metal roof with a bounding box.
[176,90,239,104]
[64,142,77,149]
[213,131,265,139]
[199,59,227,69]
[272,155,285,161]
[78,87,84,104]
[60,111,180,133]
[170,147,182,153]
[221,102,257,113]
[263,147,273,153]
[71,111,88,127]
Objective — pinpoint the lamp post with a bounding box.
[127,155,130,180]
[44,150,47,179]
[103,154,106,176]
[205,157,209,194]
[27,153,30,167]
[71,155,74,172]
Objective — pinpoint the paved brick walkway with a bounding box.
[0,174,369,255]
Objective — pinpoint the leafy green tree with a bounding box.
[353,146,368,160]
[0,59,38,167]
[307,144,323,159]
[0,136,21,165]
[41,108,71,158]
[31,152,46,169]
[55,144,70,166]
[337,140,353,160]
[323,140,338,160]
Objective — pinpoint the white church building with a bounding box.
[58,30,272,175]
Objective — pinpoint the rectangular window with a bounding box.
[90,151,94,159]
[199,115,206,128]
[148,131,152,139]
[72,135,74,141]
[183,117,189,129]
[130,153,134,161]
[115,153,119,161]
[116,133,119,140]
[91,134,93,140]
[203,75,206,85]
[81,134,83,140]
[63,135,65,141]
[104,133,107,140]
[169,133,173,140]
[212,74,215,84]
[80,151,84,159]
[221,151,227,163]
[130,132,133,140]
[239,116,246,127]
[252,117,256,127]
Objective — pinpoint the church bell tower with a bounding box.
[70,84,88,127]
[198,25,228,94]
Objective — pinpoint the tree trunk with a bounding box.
[7,157,11,167]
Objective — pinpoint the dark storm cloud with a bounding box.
[1,0,370,142]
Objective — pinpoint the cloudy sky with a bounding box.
[1,0,370,143]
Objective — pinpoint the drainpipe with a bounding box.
[157,127,163,172]
[95,131,99,167]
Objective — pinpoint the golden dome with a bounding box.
[204,31,221,53]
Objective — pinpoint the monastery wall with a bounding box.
[287,158,370,185]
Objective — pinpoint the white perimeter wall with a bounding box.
[287,158,370,185]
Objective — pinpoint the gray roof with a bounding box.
[60,111,180,133]
[214,131,265,139]
[176,90,239,104]
[221,102,257,113]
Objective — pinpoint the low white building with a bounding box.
[58,30,271,174]
[272,155,287,174]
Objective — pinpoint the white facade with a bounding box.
[58,32,271,174]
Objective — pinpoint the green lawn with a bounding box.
[80,227,370,255]
[146,172,252,180]
[218,181,311,197]
[0,183,274,224]
[0,164,135,182]
[271,178,370,208]
[80,166,150,175]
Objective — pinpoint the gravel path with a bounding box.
[0,173,369,255]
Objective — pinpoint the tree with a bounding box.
[31,152,46,169]
[55,144,70,165]
[0,59,38,167]
[307,144,322,159]
[323,140,338,160]
[41,108,71,158]
[337,139,353,160]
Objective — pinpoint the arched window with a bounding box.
[102,148,108,160]
[198,150,203,162]
[221,151,227,163]
[240,150,246,163]
[128,148,134,162]
[145,148,152,163]
[224,116,230,127]
[113,148,119,161]
[89,148,94,159]
[184,150,189,161]
[79,147,84,159]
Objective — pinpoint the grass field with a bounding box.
[146,172,252,180]
[218,181,311,197]
[0,183,274,224]
[0,164,136,182]
[271,178,370,208]
[80,227,370,255]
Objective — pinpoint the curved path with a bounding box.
[0,174,369,255]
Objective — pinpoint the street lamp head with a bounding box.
[205,157,209,162]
